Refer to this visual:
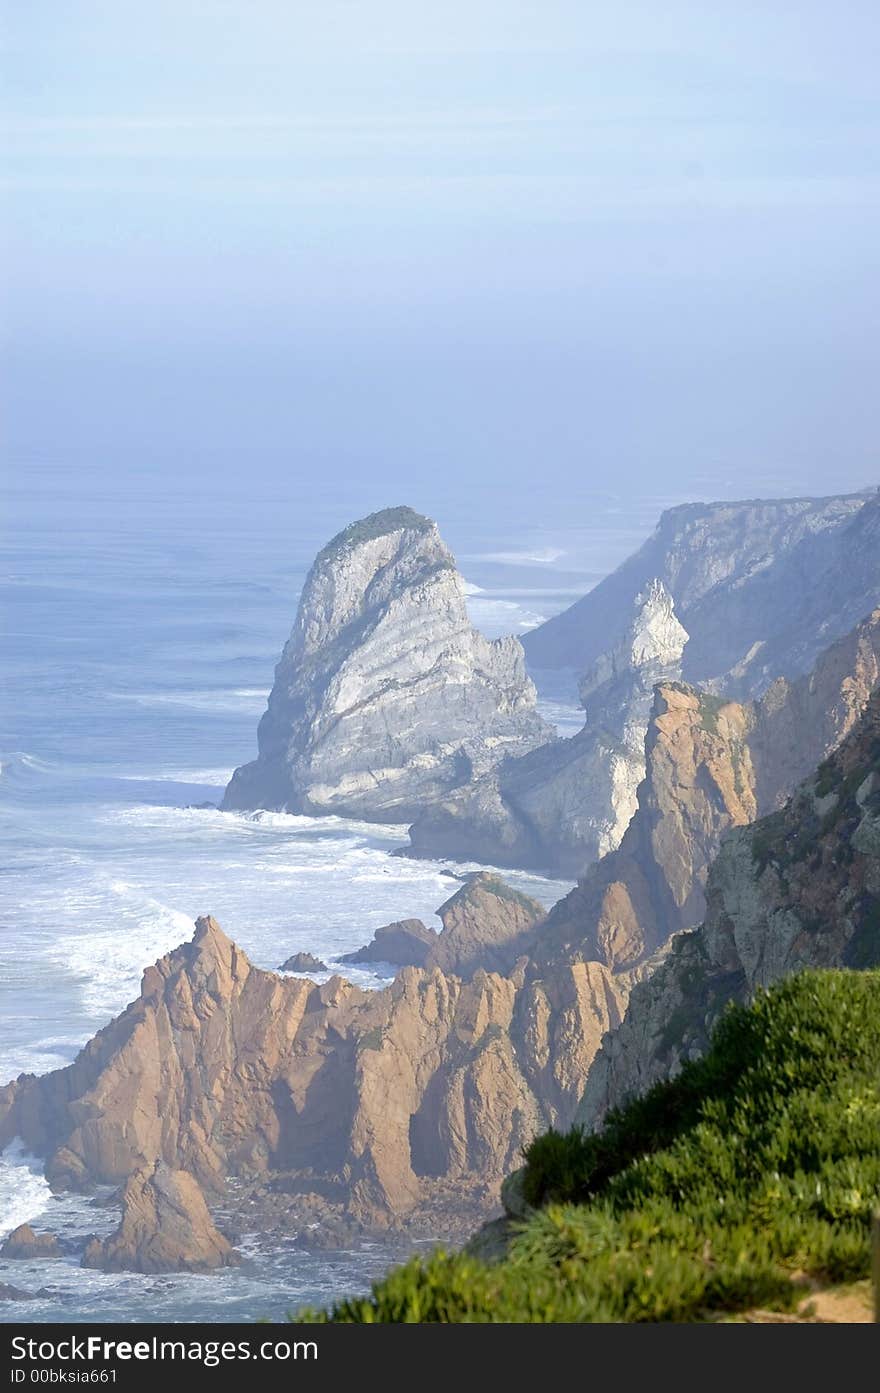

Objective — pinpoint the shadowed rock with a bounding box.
[0,1224,61,1260]
[278,952,328,974]
[341,919,435,968]
[81,1163,240,1273]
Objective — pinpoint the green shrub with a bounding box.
[296,970,880,1322]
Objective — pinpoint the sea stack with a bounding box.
[223,506,551,819]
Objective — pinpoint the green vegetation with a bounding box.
[696,691,729,736]
[299,970,880,1322]
[356,1026,386,1053]
[450,874,544,915]
[315,507,433,568]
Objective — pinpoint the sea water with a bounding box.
[0,466,667,1321]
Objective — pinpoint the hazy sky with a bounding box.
[3,2,879,510]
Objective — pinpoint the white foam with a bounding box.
[0,1140,52,1239]
[474,548,566,565]
[117,768,234,786]
[107,688,269,713]
[56,885,196,1018]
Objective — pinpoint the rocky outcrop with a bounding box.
[342,875,545,977]
[81,1163,240,1273]
[541,610,880,974]
[222,507,550,821]
[0,902,622,1230]
[278,952,327,974]
[0,1223,61,1259]
[540,682,756,972]
[424,874,545,976]
[579,685,880,1128]
[408,581,688,874]
[341,919,436,968]
[523,490,871,677]
[746,608,880,811]
[681,490,880,697]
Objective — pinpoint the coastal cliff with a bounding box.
[408,580,688,874]
[578,684,880,1129]
[223,507,550,820]
[522,490,873,682]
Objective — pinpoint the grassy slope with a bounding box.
[299,969,880,1322]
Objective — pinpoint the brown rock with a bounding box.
[426,873,546,976]
[0,1223,61,1260]
[278,952,327,973]
[579,685,880,1128]
[81,1163,240,1273]
[544,611,880,973]
[341,919,436,968]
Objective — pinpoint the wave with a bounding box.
[107,687,269,713]
[117,767,233,787]
[0,1139,52,1239]
[55,886,196,1020]
[0,751,55,781]
[472,547,566,566]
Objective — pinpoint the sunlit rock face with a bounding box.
[223,506,550,820]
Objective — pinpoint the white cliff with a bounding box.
[223,507,551,819]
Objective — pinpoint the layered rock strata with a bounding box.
[223,507,550,820]
[543,610,880,973]
[407,580,688,874]
[82,1163,240,1273]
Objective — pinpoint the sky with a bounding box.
[2,2,879,518]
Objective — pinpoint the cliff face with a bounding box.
[82,1164,240,1274]
[542,610,880,974]
[408,581,688,875]
[522,491,875,698]
[223,507,550,820]
[578,685,880,1129]
[0,903,622,1229]
[342,873,546,978]
[540,683,756,971]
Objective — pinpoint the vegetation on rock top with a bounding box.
[315,507,434,567]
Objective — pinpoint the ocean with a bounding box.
[0,464,678,1321]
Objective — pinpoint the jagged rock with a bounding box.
[341,920,436,968]
[81,1163,240,1273]
[5,622,876,1237]
[523,490,872,679]
[0,899,621,1229]
[222,507,551,820]
[425,874,545,976]
[0,1223,61,1260]
[407,581,688,874]
[577,579,689,737]
[342,876,546,978]
[278,952,328,974]
[578,686,880,1129]
[543,610,880,974]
